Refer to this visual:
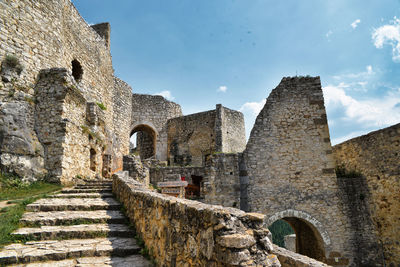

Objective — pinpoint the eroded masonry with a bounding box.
[0,0,399,266]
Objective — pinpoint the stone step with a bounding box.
[20,210,127,226]
[0,237,140,265]
[26,198,121,212]
[73,185,112,189]
[62,188,112,193]
[11,255,152,267]
[12,224,134,241]
[49,193,114,198]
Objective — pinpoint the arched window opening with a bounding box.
[268,217,326,262]
[71,59,83,82]
[90,148,96,171]
[130,124,156,160]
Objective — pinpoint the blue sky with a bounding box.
[72,0,400,144]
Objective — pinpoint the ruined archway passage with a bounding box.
[130,124,156,160]
[266,210,330,263]
[284,217,326,261]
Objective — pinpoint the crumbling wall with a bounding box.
[113,171,281,267]
[0,0,119,182]
[333,123,400,265]
[167,110,216,166]
[131,94,182,161]
[203,153,241,208]
[217,105,246,153]
[112,78,132,172]
[34,68,110,184]
[244,77,354,265]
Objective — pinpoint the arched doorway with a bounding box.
[266,210,329,262]
[130,124,156,160]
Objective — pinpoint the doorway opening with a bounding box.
[130,124,156,159]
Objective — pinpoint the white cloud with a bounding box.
[218,85,227,92]
[326,30,333,39]
[366,65,373,74]
[351,19,361,29]
[332,65,375,80]
[154,90,174,100]
[372,17,400,62]
[323,83,400,127]
[239,99,266,115]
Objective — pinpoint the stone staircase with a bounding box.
[0,180,152,266]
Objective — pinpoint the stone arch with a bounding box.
[130,123,158,159]
[265,209,331,261]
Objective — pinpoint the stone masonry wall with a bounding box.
[131,94,182,161]
[167,110,216,166]
[112,78,133,172]
[0,0,117,181]
[34,69,99,184]
[112,171,281,267]
[218,105,246,153]
[244,77,354,265]
[333,123,400,266]
[0,0,132,181]
[203,153,241,208]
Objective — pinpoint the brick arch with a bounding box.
[265,209,331,262]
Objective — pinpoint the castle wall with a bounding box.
[202,153,241,208]
[167,110,216,166]
[217,105,246,153]
[0,0,130,181]
[167,105,246,167]
[112,78,133,171]
[244,77,354,265]
[34,69,91,184]
[131,94,182,161]
[333,123,400,265]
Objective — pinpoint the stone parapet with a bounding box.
[112,171,281,266]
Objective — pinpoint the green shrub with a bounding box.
[4,54,23,74]
[96,102,107,111]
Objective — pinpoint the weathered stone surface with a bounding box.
[123,155,150,185]
[113,171,281,266]
[20,210,127,226]
[12,255,152,267]
[50,193,113,198]
[333,123,400,265]
[273,246,331,267]
[26,198,121,212]
[61,188,112,194]
[244,77,354,264]
[216,233,256,249]
[0,238,140,265]
[167,104,245,166]
[12,224,133,240]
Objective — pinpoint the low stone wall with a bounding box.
[113,171,281,266]
[273,246,330,267]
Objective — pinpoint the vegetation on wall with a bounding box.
[96,102,107,111]
[268,219,295,248]
[3,54,23,74]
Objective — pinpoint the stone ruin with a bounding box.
[0,0,399,266]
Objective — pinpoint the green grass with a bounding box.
[0,181,61,201]
[0,173,62,247]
